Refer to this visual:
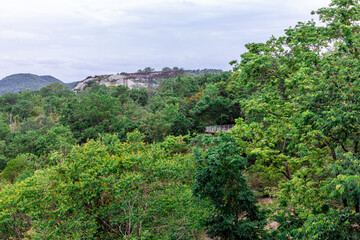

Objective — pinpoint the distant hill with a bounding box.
[0,73,64,95]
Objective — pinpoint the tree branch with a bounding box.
[324,140,337,161]
[340,143,349,153]
[282,138,288,154]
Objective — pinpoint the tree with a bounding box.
[34,125,75,157]
[0,112,10,140]
[139,104,178,142]
[300,209,360,240]
[137,67,155,73]
[0,153,39,183]
[325,153,360,213]
[162,67,172,71]
[229,0,360,235]
[190,84,235,126]
[230,0,360,189]
[193,133,265,239]
[0,132,208,239]
[128,87,149,106]
[39,82,70,97]
[60,91,123,143]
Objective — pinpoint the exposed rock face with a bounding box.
[74,70,184,91]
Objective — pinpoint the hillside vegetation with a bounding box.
[0,73,63,95]
[1,0,360,239]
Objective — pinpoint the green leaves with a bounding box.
[193,133,265,239]
[300,209,360,240]
[229,1,360,237]
[324,154,360,212]
[60,91,123,143]
[0,132,203,239]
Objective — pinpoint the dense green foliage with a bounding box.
[0,132,208,239]
[1,1,360,239]
[0,69,238,238]
[193,133,265,239]
[230,0,360,238]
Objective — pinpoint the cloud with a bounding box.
[0,30,48,41]
[0,0,333,82]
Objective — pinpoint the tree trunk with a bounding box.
[354,140,359,154]
[355,201,359,213]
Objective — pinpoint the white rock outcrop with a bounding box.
[74,70,183,91]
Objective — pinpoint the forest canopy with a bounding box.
[1,0,360,239]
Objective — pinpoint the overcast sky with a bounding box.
[0,0,330,82]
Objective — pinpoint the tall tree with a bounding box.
[193,133,265,239]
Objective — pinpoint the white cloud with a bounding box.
[0,0,333,82]
[0,30,48,40]
[0,0,330,23]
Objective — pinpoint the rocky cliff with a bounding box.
[74,70,184,91]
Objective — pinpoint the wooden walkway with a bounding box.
[204,124,235,134]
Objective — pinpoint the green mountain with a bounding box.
[0,73,64,95]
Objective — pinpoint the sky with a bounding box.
[0,0,330,83]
